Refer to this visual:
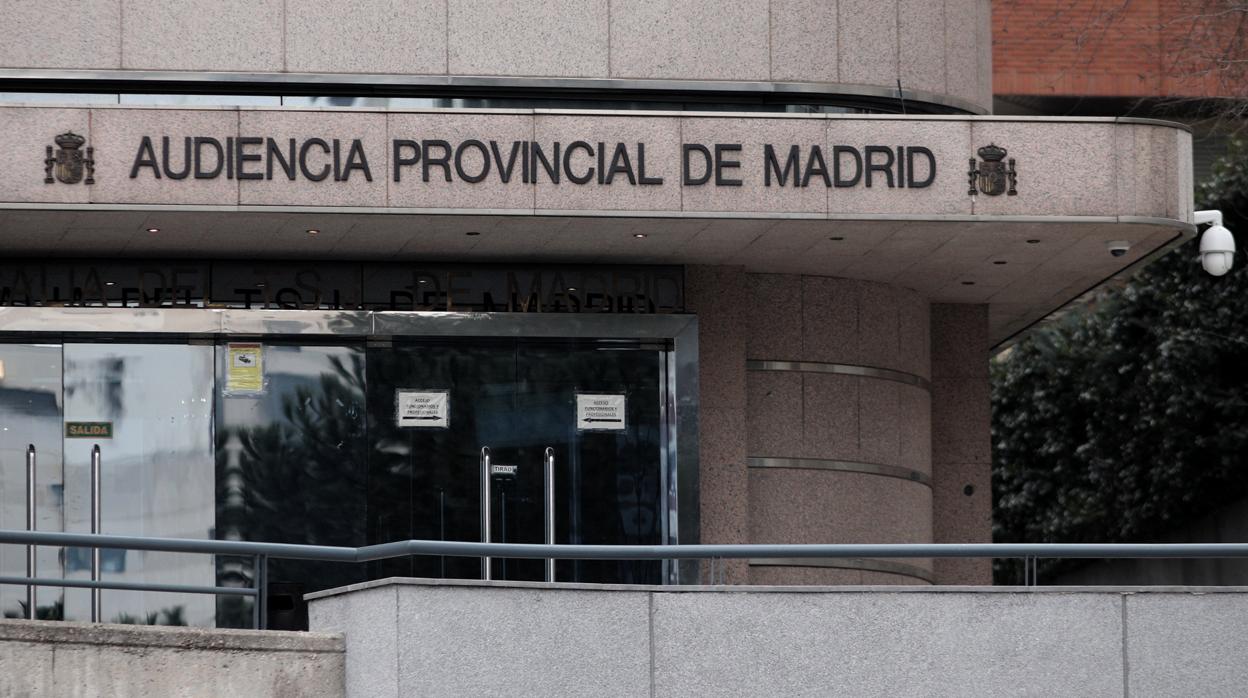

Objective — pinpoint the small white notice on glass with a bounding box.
[576,393,627,432]
[396,389,449,429]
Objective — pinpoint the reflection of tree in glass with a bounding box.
[216,353,367,628]
[63,357,126,417]
[111,605,186,626]
[4,598,63,621]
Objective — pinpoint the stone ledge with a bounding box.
[0,619,343,653]
[305,576,1248,600]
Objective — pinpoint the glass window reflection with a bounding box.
[120,93,281,106]
[0,344,64,621]
[214,343,367,629]
[0,337,672,630]
[0,91,887,113]
[61,344,215,627]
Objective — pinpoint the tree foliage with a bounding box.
[992,139,1248,579]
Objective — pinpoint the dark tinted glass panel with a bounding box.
[520,344,664,584]
[364,342,518,581]
[214,343,367,628]
[364,340,664,585]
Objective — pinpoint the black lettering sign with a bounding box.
[126,135,941,192]
[130,136,160,179]
[682,144,712,185]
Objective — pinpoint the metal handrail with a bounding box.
[8,529,1248,562]
[7,528,1248,628]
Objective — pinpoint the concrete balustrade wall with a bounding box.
[309,579,1248,698]
[0,619,345,697]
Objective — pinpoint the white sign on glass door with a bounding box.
[576,393,627,431]
[396,389,449,428]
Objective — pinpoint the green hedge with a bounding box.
[991,139,1248,583]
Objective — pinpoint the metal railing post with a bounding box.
[438,488,447,579]
[25,445,36,620]
[252,554,262,630]
[257,554,268,630]
[90,444,101,622]
[480,447,491,581]
[1023,556,1039,587]
[544,447,555,583]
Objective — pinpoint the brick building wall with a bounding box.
[993,0,1243,98]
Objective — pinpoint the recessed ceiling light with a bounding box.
[105,281,115,286]
[466,231,480,236]
[1026,239,1040,244]
[146,227,160,233]
[566,287,577,292]
[417,279,428,284]
[255,283,266,288]
[306,229,319,236]
[634,233,647,239]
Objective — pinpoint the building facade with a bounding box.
[0,0,1192,628]
[993,0,1246,587]
[993,0,1243,180]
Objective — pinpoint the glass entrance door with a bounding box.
[61,344,215,625]
[2,332,674,628]
[365,340,666,584]
[0,343,215,624]
[0,344,63,621]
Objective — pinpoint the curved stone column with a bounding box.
[745,273,932,584]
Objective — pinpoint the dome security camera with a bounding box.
[1196,211,1235,277]
[1107,240,1131,258]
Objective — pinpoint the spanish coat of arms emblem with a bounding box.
[44,131,95,185]
[967,143,1017,196]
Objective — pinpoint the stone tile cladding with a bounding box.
[930,303,992,584]
[743,272,936,585]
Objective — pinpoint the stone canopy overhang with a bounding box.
[0,106,1194,346]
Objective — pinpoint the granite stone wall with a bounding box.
[685,265,750,583]
[0,0,993,112]
[931,303,992,584]
[310,579,1248,697]
[689,268,992,585]
[743,272,934,584]
[0,619,345,697]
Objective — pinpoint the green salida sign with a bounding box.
[65,422,112,439]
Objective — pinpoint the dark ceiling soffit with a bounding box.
[992,226,1195,352]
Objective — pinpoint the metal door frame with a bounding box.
[0,307,700,584]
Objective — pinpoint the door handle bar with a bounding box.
[90,444,101,622]
[481,445,556,583]
[25,445,36,620]
[480,446,491,581]
[544,447,556,583]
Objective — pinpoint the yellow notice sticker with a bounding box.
[226,343,264,393]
